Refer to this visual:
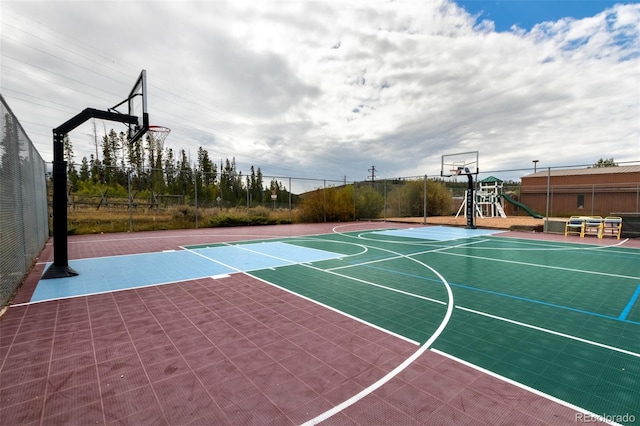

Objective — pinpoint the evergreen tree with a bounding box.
[220,158,234,206]
[177,149,193,197]
[196,146,216,204]
[79,157,90,181]
[127,131,145,179]
[64,135,79,191]
[592,158,617,168]
[101,129,122,186]
[268,178,289,204]
[164,148,176,193]
[89,154,103,184]
[146,133,164,193]
[231,158,244,204]
[249,166,265,205]
[197,147,216,185]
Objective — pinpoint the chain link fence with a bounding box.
[52,161,640,232]
[1,95,49,306]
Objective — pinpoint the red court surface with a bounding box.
[1,222,624,425]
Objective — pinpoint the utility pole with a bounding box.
[93,119,100,160]
[368,165,376,186]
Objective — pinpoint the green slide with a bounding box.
[501,193,544,219]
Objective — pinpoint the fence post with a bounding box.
[323,180,326,223]
[423,175,427,225]
[353,182,357,221]
[544,167,551,232]
[289,177,292,222]
[128,168,133,232]
[383,180,387,221]
[194,168,198,229]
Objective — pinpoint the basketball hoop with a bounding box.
[450,167,471,175]
[147,125,171,151]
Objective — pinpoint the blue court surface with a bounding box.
[372,226,502,241]
[31,242,343,303]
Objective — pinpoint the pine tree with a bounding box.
[101,129,121,185]
[592,158,617,168]
[177,149,193,197]
[164,148,176,193]
[64,135,79,190]
[79,157,90,181]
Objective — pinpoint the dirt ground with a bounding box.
[384,215,547,230]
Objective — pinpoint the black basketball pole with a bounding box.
[41,109,139,279]
[43,129,77,278]
[465,173,476,229]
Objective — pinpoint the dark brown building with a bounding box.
[519,165,640,218]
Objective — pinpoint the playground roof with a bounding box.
[479,176,503,183]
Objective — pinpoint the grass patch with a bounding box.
[60,206,297,234]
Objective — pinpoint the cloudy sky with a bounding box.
[1,0,639,185]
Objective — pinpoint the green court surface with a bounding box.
[187,227,640,422]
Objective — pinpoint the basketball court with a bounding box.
[3,71,638,425]
[2,222,639,425]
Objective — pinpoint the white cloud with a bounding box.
[1,1,638,185]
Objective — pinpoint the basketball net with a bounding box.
[147,125,171,153]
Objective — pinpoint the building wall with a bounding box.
[520,170,640,217]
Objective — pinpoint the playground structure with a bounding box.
[456,176,507,219]
[455,176,544,220]
[477,176,507,218]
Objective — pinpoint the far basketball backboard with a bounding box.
[441,151,479,177]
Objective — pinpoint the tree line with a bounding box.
[62,129,293,208]
[59,128,458,220]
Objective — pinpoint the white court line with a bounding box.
[430,349,613,423]
[302,247,455,425]
[10,275,219,308]
[303,263,446,306]
[450,235,631,252]
[327,239,488,272]
[304,230,638,423]
[302,243,640,359]
[249,274,420,346]
[183,246,244,273]
[436,250,640,280]
[298,256,640,360]
[457,306,640,358]
[222,242,299,266]
[35,248,192,266]
[325,237,640,357]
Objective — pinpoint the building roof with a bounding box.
[480,176,503,183]
[522,165,640,178]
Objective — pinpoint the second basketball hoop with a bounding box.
[441,151,479,229]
